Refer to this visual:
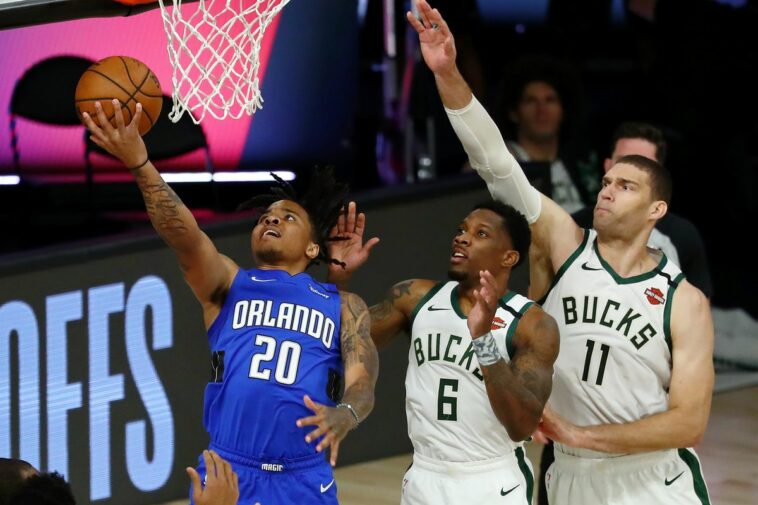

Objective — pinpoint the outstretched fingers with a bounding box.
[406,10,426,34]
[94,101,115,135]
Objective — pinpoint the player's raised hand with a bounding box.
[81,98,147,169]
[406,0,456,75]
[187,450,240,505]
[468,270,501,338]
[296,395,357,467]
[327,201,380,288]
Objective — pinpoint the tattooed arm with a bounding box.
[482,305,559,441]
[82,101,238,327]
[370,279,438,350]
[340,291,379,424]
[467,271,559,441]
[295,291,379,466]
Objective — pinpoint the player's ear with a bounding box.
[649,200,667,221]
[306,242,319,260]
[501,250,519,268]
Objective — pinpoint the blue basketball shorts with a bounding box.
[189,444,339,505]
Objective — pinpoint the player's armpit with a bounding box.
[339,291,379,423]
[369,279,437,350]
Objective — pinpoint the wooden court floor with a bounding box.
[161,386,757,505]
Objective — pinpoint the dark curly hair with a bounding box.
[472,201,531,268]
[0,458,36,505]
[9,472,75,505]
[237,167,349,267]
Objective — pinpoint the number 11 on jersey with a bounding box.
[582,339,610,386]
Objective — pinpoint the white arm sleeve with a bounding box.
[445,96,542,224]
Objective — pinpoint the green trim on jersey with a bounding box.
[537,229,590,305]
[409,281,446,326]
[450,286,467,320]
[594,240,668,285]
[664,273,686,353]
[504,301,534,359]
[515,446,534,504]
[678,448,711,505]
[500,291,517,305]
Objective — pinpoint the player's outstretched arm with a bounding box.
[468,271,559,441]
[407,0,582,280]
[296,292,379,467]
[540,281,714,453]
[82,101,238,326]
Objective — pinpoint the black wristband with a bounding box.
[336,403,360,429]
[128,158,150,172]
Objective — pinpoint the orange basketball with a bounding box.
[75,56,162,136]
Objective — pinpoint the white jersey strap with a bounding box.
[498,292,535,359]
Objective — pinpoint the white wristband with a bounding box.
[471,332,502,367]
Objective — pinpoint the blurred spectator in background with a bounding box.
[497,56,600,214]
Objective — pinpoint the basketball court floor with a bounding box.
[159,382,758,505]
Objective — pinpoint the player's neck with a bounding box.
[256,262,308,276]
[595,232,658,278]
[516,134,559,162]
[455,274,510,316]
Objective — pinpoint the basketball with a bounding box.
[75,55,162,136]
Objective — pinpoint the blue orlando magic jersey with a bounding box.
[204,268,343,461]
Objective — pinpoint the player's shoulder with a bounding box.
[388,278,445,316]
[671,278,709,313]
[513,303,560,352]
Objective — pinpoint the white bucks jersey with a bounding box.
[406,281,534,461]
[542,229,685,457]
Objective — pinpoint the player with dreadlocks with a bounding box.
[81,102,378,505]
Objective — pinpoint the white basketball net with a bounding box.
[156,0,291,123]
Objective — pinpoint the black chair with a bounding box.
[85,94,214,218]
[8,55,95,172]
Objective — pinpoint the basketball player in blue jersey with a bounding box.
[81,100,379,505]
[328,201,559,505]
[411,2,715,504]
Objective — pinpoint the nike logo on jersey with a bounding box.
[581,262,603,271]
[320,479,335,493]
[427,306,451,311]
[251,276,276,282]
[500,484,519,496]
[665,471,684,486]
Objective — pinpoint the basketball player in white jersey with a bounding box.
[408,2,714,504]
[328,201,559,505]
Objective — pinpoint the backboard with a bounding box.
[0,0,169,30]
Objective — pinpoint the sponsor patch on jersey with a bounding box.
[491,316,507,331]
[309,284,330,299]
[644,287,665,305]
